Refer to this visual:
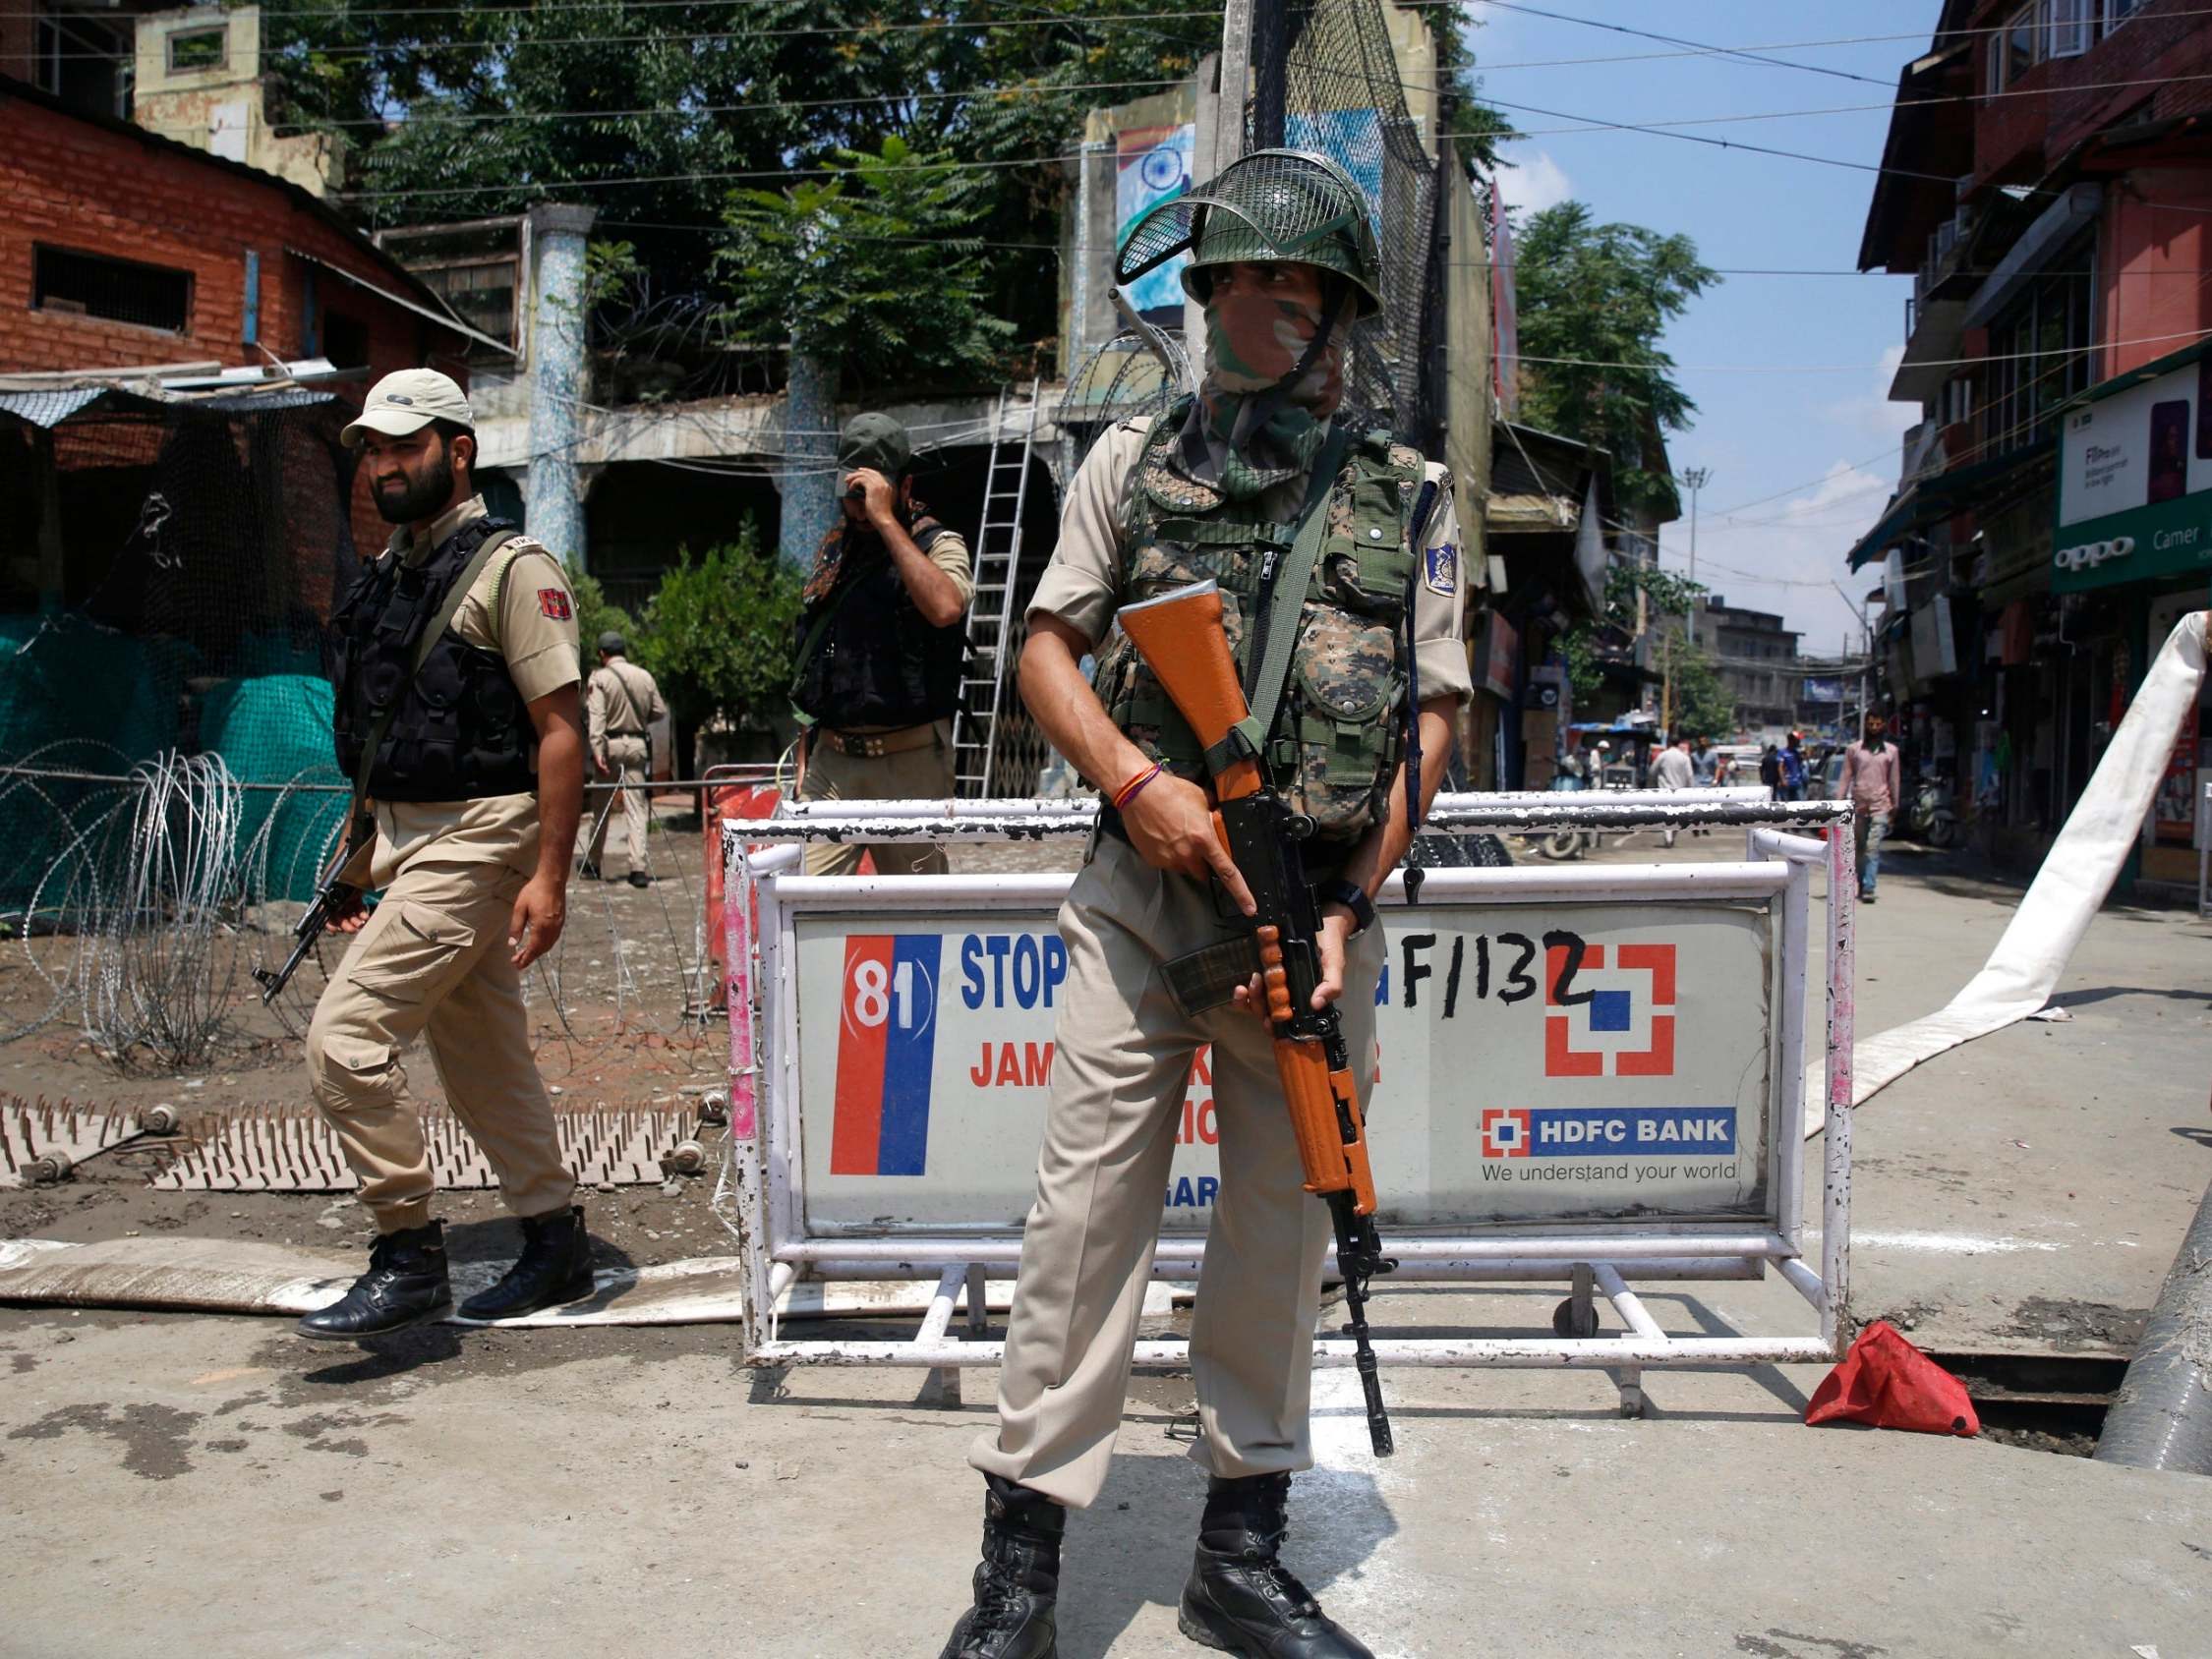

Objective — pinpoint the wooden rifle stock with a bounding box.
[1114,581,1380,1216]
[1118,579,1398,1454]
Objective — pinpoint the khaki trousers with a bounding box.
[797,724,955,877]
[969,834,1385,1509]
[306,858,575,1231]
[580,735,652,871]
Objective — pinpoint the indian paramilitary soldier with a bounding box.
[940,150,1469,1659]
[298,368,594,1340]
[788,412,973,874]
[577,630,669,888]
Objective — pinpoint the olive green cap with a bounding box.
[837,412,912,478]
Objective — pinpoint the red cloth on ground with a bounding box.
[1804,1320,1980,1437]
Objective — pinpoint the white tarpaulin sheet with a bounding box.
[1813,609,2209,1131]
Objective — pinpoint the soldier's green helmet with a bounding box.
[1116,147,1382,318]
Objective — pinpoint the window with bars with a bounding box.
[31,246,194,333]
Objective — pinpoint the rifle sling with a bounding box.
[1220,425,1353,777]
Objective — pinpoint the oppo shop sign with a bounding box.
[2056,354,2212,593]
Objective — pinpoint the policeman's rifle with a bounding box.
[1116,579,1397,1458]
[253,812,371,1005]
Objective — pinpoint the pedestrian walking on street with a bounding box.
[1687,733,1717,834]
[789,412,975,876]
[1842,712,1903,904]
[1779,730,1807,801]
[1759,743,1781,793]
[301,370,594,1340]
[1652,733,1695,846]
[576,632,667,888]
[938,148,1468,1659]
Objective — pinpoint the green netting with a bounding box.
[0,612,194,760]
[0,615,197,914]
[200,674,349,903]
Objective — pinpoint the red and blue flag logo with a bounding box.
[829,935,943,1176]
[1544,942,1675,1078]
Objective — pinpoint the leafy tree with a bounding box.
[715,136,1015,392]
[632,528,803,763]
[1657,629,1736,742]
[262,0,1226,372]
[1562,560,1733,738]
[1513,202,1718,518]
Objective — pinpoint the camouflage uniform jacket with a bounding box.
[1089,398,1444,840]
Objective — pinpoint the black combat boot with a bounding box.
[458,1204,596,1321]
[938,1474,1063,1659]
[1179,1473,1373,1658]
[297,1221,452,1341]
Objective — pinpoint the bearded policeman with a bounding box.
[299,369,593,1340]
[939,151,1470,1659]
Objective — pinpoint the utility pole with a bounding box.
[1214,0,1255,173]
[1681,465,1711,593]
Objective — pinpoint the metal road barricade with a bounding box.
[718,792,1857,1415]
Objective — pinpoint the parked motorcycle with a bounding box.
[1902,773,1958,849]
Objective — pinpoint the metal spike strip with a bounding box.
[0,1097,141,1187]
[144,1104,692,1192]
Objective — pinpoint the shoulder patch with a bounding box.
[1423,543,1458,597]
[538,588,573,621]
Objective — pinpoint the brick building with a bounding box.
[1851,0,2212,886]
[1,72,487,565]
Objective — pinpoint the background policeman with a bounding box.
[789,412,973,875]
[577,629,668,887]
[300,369,593,1341]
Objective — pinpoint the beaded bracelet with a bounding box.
[1110,760,1163,811]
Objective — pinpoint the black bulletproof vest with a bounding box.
[328,515,537,802]
[790,517,966,729]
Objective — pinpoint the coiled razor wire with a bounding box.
[0,750,720,1073]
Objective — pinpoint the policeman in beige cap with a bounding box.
[297,368,595,1340]
[788,411,974,875]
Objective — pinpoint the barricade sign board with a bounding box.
[789,882,1779,1235]
[728,800,1856,1394]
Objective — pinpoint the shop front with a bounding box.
[2053,341,2212,890]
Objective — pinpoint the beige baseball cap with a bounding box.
[340,369,475,447]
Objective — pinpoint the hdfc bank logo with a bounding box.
[1545,942,1676,1078]
[1482,1108,1533,1158]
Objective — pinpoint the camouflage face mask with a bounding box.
[1179,287,1352,501]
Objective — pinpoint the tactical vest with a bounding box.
[790,516,966,729]
[328,515,538,803]
[1091,404,1425,840]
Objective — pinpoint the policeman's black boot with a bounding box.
[938,1474,1063,1659]
[297,1221,452,1341]
[458,1204,596,1321]
[1178,1473,1373,1658]
[579,861,603,881]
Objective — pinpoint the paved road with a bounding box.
[4,838,2211,1657]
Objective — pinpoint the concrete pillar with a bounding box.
[524,202,596,568]
[778,347,839,568]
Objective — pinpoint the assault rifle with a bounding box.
[253,815,370,1005]
[1117,579,1397,1457]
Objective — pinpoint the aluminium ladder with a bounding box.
[951,379,1042,797]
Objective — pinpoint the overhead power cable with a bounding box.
[1506,322,2212,376]
[277,73,1196,131]
[1457,0,1893,87]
